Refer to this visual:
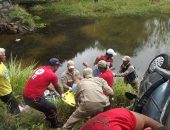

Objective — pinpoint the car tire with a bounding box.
[148,53,170,73]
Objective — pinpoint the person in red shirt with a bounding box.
[93,48,117,76]
[23,58,63,128]
[79,108,166,130]
[98,60,115,87]
[97,60,115,111]
[94,48,117,69]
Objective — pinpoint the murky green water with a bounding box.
[0,13,170,77]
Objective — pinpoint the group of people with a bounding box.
[0,47,169,130]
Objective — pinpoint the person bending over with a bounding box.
[80,108,168,130]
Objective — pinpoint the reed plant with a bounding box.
[7,57,36,98]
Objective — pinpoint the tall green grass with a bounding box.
[113,79,138,107]
[7,57,36,98]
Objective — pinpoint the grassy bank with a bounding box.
[41,0,170,17]
[8,57,36,98]
[8,5,46,30]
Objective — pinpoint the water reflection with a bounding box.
[0,15,170,77]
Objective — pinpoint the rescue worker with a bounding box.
[61,60,81,92]
[97,60,115,111]
[80,108,166,130]
[115,56,139,90]
[0,48,20,114]
[93,48,117,76]
[23,58,63,128]
[62,67,114,130]
[98,60,115,87]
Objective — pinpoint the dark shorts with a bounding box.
[0,92,20,114]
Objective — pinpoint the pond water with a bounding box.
[0,13,170,78]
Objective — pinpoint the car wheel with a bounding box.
[148,53,170,73]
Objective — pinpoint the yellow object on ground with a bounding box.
[62,90,76,107]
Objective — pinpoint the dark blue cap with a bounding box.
[49,58,62,67]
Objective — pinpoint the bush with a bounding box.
[8,5,46,30]
[113,79,138,107]
[0,101,45,130]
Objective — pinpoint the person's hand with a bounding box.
[68,87,72,91]
[54,90,60,97]
[61,94,64,98]
[83,61,89,68]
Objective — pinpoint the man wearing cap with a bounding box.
[94,48,117,69]
[63,67,114,130]
[93,48,117,77]
[98,60,115,110]
[0,48,20,114]
[98,60,115,87]
[115,56,139,90]
[61,60,81,92]
[23,57,63,128]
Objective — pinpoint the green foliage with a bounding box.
[7,57,36,97]
[0,101,45,130]
[55,99,75,123]
[8,5,46,30]
[42,0,170,17]
[113,79,138,107]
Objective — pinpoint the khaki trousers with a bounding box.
[63,102,104,130]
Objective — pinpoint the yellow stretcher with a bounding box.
[61,90,76,107]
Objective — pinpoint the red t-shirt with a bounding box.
[99,70,114,87]
[24,66,58,99]
[80,108,136,130]
[97,54,113,68]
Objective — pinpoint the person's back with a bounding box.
[24,66,58,99]
[23,58,63,128]
[80,108,164,130]
[99,69,114,87]
[80,108,136,130]
[63,68,113,130]
[77,77,110,105]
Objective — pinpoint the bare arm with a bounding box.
[63,83,72,90]
[54,83,63,95]
[132,111,163,130]
[94,57,99,66]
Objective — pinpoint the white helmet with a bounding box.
[106,48,117,56]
